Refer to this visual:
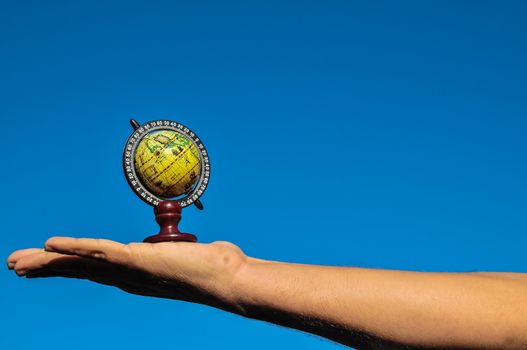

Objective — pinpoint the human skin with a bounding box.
[7,237,527,349]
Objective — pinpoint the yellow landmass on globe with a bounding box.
[134,129,201,198]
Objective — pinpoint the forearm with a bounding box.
[225,258,527,349]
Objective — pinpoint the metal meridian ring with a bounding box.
[122,119,211,207]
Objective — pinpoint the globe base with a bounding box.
[143,200,198,243]
[143,232,197,243]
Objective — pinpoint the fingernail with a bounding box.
[7,262,15,269]
[16,270,26,277]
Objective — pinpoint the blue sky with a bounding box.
[1,1,526,349]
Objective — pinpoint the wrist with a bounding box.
[225,256,270,316]
[197,242,254,312]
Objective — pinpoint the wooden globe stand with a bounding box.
[143,200,197,243]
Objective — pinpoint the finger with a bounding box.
[44,237,131,265]
[14,251,83,276]
[16,252,183,301]
[26,270,87,279]
[23,262,129,284]
[25,271,156,298]
[15,251,119,281]
[15,250,135,280]
[23,259,157,297]
[7,249,44,269]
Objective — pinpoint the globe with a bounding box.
[133,129,202,199]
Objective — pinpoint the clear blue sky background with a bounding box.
[1,1,526,349]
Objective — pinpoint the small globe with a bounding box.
[134,129,201,198]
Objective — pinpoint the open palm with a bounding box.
[8,237,246,308]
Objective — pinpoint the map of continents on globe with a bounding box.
[134,129,201,199]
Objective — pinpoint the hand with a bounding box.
[7,237,247,309]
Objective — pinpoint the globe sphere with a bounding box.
[134,129,201,198]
